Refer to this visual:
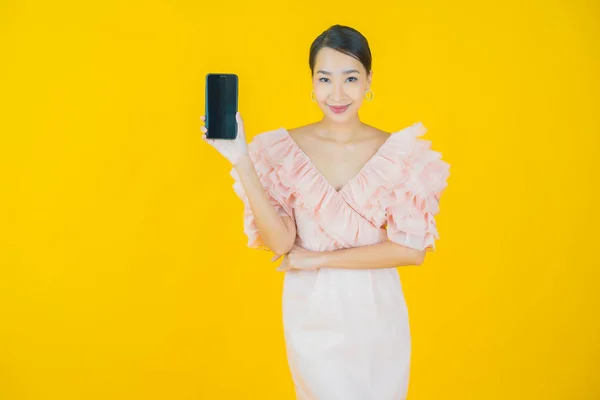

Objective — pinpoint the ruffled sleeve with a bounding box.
[383,124,450,252]
[229,129,295,249]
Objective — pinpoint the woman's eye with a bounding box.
[319,77,330,83]
[347,76,358,82]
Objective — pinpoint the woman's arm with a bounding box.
[234,155,296,255]
[277,241,426,271]
[201,113,296,255]
[318,241,426,269]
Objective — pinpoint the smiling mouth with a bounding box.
[327,104,351,108]
[327,104,351,113]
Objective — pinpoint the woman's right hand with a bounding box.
[273,245,322,272]
[200,112,250,166]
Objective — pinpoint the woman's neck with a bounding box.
[315,116,366,143]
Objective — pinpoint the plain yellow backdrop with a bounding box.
[1,0,599,399]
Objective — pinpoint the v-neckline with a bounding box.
[280,127,397,194]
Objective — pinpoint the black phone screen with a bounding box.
[205,74,238,140]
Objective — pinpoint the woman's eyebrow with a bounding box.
[316,69,360,75]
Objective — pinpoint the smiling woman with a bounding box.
[201,24,450,400]
[309,26,374,121]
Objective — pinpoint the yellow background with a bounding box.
[1,0,598,399]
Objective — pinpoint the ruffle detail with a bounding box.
[230,122,450,252]
[347,121,450,252]
[248,129,367,249]
[229,129,296,249]
[233,128,382,250]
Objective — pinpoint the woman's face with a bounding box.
[312,47,372,123]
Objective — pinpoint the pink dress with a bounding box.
[230,122,450,400]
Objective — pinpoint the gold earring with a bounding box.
[311,91,316,102]
[365,89,374,101]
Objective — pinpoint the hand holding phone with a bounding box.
[204,73,238,140]
[200,112,249,165]
[200,73,249,165]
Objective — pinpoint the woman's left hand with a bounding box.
[272,245,323,272]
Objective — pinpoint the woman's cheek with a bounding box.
[348,86,365,102]
[314,87,329,102]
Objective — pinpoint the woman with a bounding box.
[200,24,450,400]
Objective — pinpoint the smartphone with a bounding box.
[205,73,238,140]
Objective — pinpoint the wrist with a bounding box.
[233,154,252,169]
[311,251,328,269]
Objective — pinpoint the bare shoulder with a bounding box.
[286,123,321,146]
[362,125,392,146]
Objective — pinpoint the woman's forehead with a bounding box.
[314,49,363,72]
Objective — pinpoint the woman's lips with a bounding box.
[328,104,350,114]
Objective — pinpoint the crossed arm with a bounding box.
[272,240,426,271]
[303,241,426,269]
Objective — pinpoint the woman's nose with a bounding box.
[332,82,344,101]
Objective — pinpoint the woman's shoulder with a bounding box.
[360,124,393,148]
[285,123,318,146]
[379,121,450,198]
[380,121,443,159]
[246,127,295,165]
[249,126,288,146]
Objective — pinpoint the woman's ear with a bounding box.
[367,70,373,88]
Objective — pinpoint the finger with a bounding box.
[202,134,215,145]
[271,254,283,262]
[200,126,207,133]
[236,112,244,127]
[200,115,205,121]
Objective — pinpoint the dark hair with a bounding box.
[309,25,372,75]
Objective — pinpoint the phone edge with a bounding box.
[205,73,239,140]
